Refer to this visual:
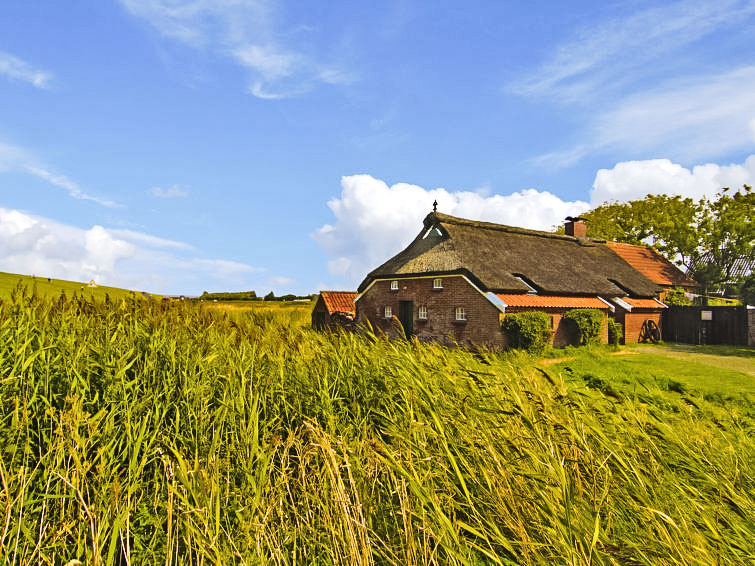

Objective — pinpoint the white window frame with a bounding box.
[433,278,443,289]
[390,280,399,290]
[455,306,466,321]
[384,305,392,318]
[418,305,428,320]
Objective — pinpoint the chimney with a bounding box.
[564,219,587,238]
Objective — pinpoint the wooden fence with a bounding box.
[662,306,752,346]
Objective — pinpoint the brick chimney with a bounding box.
[564,218,587,238]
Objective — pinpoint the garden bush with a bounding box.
[563,308,604,345]
[501,311,552,353]
[607,318,623,346]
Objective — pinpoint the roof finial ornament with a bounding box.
[433,199,438,212]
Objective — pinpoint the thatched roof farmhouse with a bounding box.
[350,211,679,347]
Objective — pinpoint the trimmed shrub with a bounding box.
[501,311,552,354]
[607,318,623,346]
[563,308,604,345]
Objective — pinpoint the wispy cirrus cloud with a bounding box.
[119,0,355,99]
[511,0,755,166]
[0,141,118,207]
[150,185,188,198]
[512,0,755,102]
[535,66,755,167]
[0,51,53,89]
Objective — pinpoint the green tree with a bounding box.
[692,186,754,293]
[663,287,693,306]
[739,274,755,306]
[582,186,754,296]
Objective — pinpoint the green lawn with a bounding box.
[0,271,160,302]
[543,345,755,406]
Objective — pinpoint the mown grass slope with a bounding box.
[0,290,753,565]
[0,271,158,302]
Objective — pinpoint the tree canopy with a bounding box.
[579,185,754,295]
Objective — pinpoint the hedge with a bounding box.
[607,318,623,346]
[563,308,604,345]
[501,311,552,354]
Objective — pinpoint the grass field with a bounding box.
[1,290,753,564]
[0,271,159,302]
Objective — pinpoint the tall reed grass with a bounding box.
[1,287,753,564]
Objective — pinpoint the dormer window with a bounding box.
[513,274,538,294]
[433,278,443,289]
[422,225,443,239]
[390,280,399,291]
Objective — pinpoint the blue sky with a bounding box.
[1,0,754,295]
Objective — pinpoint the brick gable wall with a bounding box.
[356,275,507,349]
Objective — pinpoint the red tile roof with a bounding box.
[606,242,698,288]
[496,294,612,309]
[320,291,357,315]
[619,297,666,310]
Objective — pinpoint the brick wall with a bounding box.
[356,275,507,349]
[618,310,662,343]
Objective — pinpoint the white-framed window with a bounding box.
[384,306,392,318]
[390,280,399,290]
[418,305,428,320]
[455,307,466,321]
[433,278,443,289]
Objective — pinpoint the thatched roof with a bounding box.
[358,212,661,297]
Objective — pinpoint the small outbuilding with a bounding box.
[311,291,357,330]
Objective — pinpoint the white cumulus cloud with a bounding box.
[0,207,262,293]
[0,208,135,283]
[591,155,755,205]
[312,174,589,283]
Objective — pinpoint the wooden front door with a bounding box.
[399,300,414,338]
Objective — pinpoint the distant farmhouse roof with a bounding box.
[689,251,754,281]
[320,291,357,316]
[606,242,699,289]
[359,212,661,298]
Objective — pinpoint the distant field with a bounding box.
[0,271,160,302]
[201,298,313,317]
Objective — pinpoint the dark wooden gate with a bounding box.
[662,306,748,345]
[399,300,414,338]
